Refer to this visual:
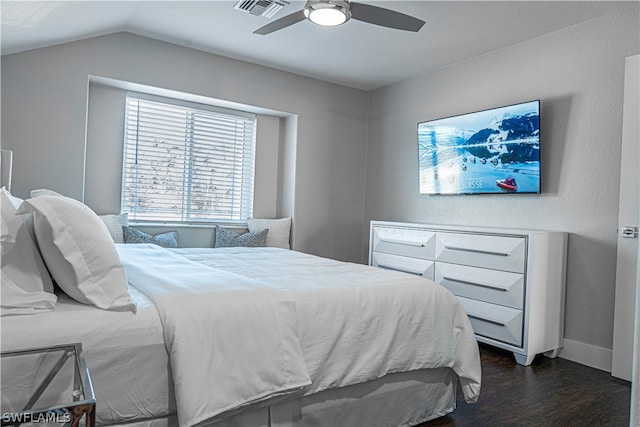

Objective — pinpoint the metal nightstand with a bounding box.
[1,343,95,427]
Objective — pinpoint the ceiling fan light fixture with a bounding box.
[253,0,425,35]
[304,1,350,27]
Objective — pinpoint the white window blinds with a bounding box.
[122,93,257,223]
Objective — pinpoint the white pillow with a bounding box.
[30,188,65,198]
[99,213,129,243]
[1,188,56,316]
[17,192,136,312]
[247,217,291,249]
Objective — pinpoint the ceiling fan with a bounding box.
[254,0,425,35]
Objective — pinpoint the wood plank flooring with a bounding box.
[420,344,632,427]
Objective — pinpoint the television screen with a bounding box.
[418,100,540,195]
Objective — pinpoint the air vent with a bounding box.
[234,0,289,19]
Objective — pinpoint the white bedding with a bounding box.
[117,244,312,427]
[2,245,481,427]
[169,247,481,404]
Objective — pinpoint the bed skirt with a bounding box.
[108,367,457,427]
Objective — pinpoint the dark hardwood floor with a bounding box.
[420,344,632,427]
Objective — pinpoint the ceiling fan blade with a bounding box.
[350,2,425,32]
[254,10,306,35]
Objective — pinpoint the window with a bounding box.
[121,93,256,223]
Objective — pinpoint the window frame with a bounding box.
[121,91,257,225]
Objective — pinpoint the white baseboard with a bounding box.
[557,338,612,372]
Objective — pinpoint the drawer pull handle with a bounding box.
[444,245,509,257]
[379,238,426,247]
[442,276,507,292]
[467,314,506,327]
[378,264,424,276]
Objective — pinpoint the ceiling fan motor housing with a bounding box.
[304,0,352,26]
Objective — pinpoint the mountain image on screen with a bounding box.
[418,100,541,195]
[465,113,539,164]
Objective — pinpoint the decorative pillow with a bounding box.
[17,192,136,313]
[99,213,129,243]
[123,226,178,248]
[247,217,291,249]
[1,188,56,316]
[214,226,268,248]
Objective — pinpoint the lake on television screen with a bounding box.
[418,101,540,195]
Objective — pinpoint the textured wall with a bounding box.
[1,33,369,261]
[364,6,640,353]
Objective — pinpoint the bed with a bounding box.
[1,188,481,427]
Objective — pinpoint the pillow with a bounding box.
[99,213,129,243]
[123,226,178,248]
[214,226,268,248]
[1,188,56,316]
[247,217,291,249]
[32,190,131,244]
[30,188,65,198]
[17,192,136,312]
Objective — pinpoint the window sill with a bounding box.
[128,220,248,229]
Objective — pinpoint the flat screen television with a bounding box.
[418,100,540,195]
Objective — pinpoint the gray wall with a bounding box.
[364,6,639,357]
[1,32,369,261]
[84,81,285,247]
[2,4,639,365]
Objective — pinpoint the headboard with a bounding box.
[1,149,13,192]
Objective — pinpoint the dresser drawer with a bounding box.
[370,221,567,365]
[371,252,435,279]
[456,296,524,347]
[371,226,436,260]
[435,232,526,273]
[435,262,524,309]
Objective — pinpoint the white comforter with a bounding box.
[117,245,312,427]
[117,245,481,427]
[173,247,481,401]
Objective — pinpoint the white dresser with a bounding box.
[369,221,568,366]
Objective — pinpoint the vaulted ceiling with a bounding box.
[1,1,633,90]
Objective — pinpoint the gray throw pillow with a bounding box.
[123,226,178,248]
[214,226,268,248]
